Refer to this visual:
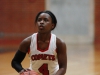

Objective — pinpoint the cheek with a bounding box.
[47,24,53,30]
[36,22,40,26]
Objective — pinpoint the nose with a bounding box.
[40,20,44,24]
[39,20,44,26]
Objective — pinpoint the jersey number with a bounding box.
[38,63,49,75]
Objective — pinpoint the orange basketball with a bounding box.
[20,70,39,75]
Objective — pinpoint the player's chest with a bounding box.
[37,41,50,50]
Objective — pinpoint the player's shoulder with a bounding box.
[51,33,65,44]
[23,36,31,43]
[18,35,32,52]
[56,37,66,46]
[22,33,37,43]
[56,37,67,53]
[19,35,31,48]
[18,34,35,52]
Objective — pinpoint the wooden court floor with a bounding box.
[0,44,100,75]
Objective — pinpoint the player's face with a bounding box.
[36,13,54,33]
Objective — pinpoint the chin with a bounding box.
[38,31,45,34]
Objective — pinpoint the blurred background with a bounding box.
[0,0,100,75]
[0,0,100,51]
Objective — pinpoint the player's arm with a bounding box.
[56,38,67,75]
[11,36,31,73]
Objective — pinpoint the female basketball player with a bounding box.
[11,10,67,75]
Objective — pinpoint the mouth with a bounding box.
[39,26,44,30]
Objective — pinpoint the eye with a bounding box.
[37,18,42,22]
[44,18,49,22]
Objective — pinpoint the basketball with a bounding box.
[20,70,39,75]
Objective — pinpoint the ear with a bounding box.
[51,24,55,30]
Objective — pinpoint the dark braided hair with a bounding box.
[35,10,57,30]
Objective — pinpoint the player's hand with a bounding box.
[19,69,39,75]
[19,68,31,74]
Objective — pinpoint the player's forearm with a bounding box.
[11,50,26,72]
[11,60,24,72]
[55,68,66,75]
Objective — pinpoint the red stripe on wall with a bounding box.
[0,39,22,45]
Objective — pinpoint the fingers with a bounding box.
[25,68,31,71]
[19,69,26,74]
[19,68,31,74]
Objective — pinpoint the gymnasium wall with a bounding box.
[0,0,45,52]
[95,0,100,44]
[46,0,94,44]
[0,0,100,52]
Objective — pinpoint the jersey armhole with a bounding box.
[27,48,30,54]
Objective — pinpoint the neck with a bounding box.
[37,33,51,42]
